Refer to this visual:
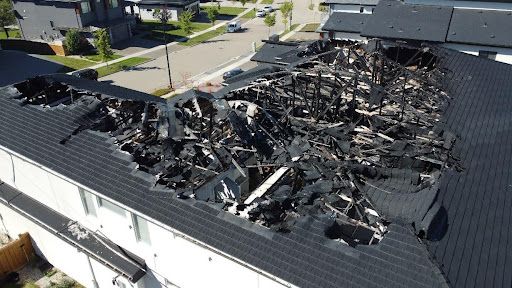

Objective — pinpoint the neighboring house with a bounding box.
[318,0,378,41]
[125,0,200,22]
[321,0,512,64]
[11,0,133,44]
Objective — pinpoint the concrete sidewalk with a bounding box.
[72,4,258,73]
[162,23,306,98]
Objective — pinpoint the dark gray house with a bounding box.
[12,0,133,44]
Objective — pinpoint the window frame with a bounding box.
[80,1,91,14]
[131,214,151,244]
[79,188,97,217]
[97,197,126,217]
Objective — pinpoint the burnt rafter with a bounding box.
[13,40,458,246]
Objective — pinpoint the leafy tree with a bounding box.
[263,13,276,36]
[206,6,219,26]
[280,1,293,31]
[152,7,172,25]
[94,28,113,65]
[64,28,81,54]
[239,0,247,7]
[178,10,194,35]
[0,0,15,38]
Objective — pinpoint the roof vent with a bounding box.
[483,22,488,28]
[490,35,495,38]
[388,25,393,28]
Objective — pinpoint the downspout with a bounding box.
[85,252,100,288]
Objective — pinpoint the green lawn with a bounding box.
[95,57,151,78]
[301,23,320,32]
[45,55,95,72]
[241,8,256,19]
[261,0,274,4]
[0,28,21,39]
[281,23,300,36]
[151,86,174,96]
[200,6,247,17]
[83,53,122,62]
[140,20,211,42]
[179,25,226,47]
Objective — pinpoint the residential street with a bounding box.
[101,0,322,93]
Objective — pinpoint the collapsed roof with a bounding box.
[3,39,510,288]
[9,40,456,247]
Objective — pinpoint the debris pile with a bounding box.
[12,40,457,245]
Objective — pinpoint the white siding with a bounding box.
[0,146,291,288]
[406,0,512,10]
[442,43,512,65]
[0,149,14,187]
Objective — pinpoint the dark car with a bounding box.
[71,68,98,81]
[222,68,244,80]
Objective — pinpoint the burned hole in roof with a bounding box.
[32,40,459,246]
[13,76,88,107]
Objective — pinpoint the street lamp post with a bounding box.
[163,5,173,89]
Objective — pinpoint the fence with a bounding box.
[0,233,34,277]
[0,39,66,55]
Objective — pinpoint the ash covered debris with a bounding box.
[10,40,458,246]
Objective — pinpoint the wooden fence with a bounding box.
[0,233,34,277]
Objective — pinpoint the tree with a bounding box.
[263,13,276,36]
[206,6,219,26]
[64,28,81,55]
[152,7,172,25]
[239,0,247,7]
[280,1,294,31]
[0,0,15,38]
[178,10,194,35]
[94,28,113,65]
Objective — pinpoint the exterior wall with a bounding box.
[406,0,512,10]
[0,145,291,288]
[442,43,512,64]
[330,3,374,13]
[128,2,200,22]
[12,0,80,41]
[0,201,132,288]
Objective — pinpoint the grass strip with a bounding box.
[96,57,151,78]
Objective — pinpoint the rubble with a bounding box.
[12,40,457,246]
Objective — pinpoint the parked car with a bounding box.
[263,5,274,13]
[222,68,244,80]
[256,9,266,17]
[226,20,242,33]
[71,68,99,81]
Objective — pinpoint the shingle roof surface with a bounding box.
[426,48,512,288]
[322,12,369,33]
[3,47,511,287]
[447,9,512,48]
[361,1,453,42]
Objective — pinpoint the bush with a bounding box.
[64,29,81,55]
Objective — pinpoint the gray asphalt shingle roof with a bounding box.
[2,45,512,287]
[361,1,453,42]
[321,12,369,33]
[447,9,512,48]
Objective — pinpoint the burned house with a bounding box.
[0,39,511,288]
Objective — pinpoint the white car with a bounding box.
[256,9,266,17]
[263,5,274,13]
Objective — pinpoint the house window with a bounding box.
[81,1,91,13]
[109,0,118,8]
[79,188,97,217]
[97,198,126,217]
[479,50,497,60]
[132,214,151,244]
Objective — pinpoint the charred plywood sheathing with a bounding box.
[10,40,459,246]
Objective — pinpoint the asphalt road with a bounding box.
[101,0,322,93]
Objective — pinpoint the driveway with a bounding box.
[0,51,63,87]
